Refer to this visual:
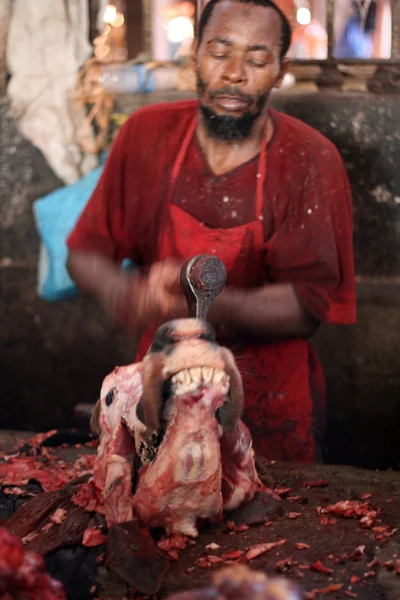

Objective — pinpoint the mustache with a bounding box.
[208,87,254,104]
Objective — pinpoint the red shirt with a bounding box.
[67,100,356,326]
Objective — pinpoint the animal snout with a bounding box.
[149,318,216,354]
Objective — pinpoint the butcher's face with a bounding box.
[195,1,289,140]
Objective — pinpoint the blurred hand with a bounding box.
[101,258,187,333]
[136,258,187,329]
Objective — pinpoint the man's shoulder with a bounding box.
[124,99,198,135]
[271,108,342,164]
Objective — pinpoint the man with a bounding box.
[67,0,356,463]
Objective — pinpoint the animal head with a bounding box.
[90,318,245,532]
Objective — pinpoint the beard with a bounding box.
[197,74,268,142]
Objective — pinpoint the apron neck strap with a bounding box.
[256,126,267,222]
[169,114,268,222]
[170,117,198,191]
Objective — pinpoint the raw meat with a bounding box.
[79,318,263,536]
[0,527,65,599]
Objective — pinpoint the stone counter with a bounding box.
[1,432,400,600]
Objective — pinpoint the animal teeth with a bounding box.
[182,370,192,385]
[170,367,229,397]
[190,368,202,383]
[202,367,214,384]
[174,372,186,384]
[213,369,225,384]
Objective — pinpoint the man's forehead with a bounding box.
[202,1,283,44]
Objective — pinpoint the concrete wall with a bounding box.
[269,92,400,471]
[1,91,400,470]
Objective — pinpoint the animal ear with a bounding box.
[137,353,165,438]
[90,399,102,437]
[218,348,244,433]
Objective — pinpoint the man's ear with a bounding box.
[90,399,102,437]
[273,57,291,89]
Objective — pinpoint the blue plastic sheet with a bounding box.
[34,167,104,301]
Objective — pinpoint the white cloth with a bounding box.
[7,0,98,184]
[0,0,12,90]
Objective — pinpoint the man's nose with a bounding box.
[222,54,247,84]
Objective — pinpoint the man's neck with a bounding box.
[196,110,272,177]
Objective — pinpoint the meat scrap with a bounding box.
[245,539,286,560]
[49,509,67,525]
[0,450,95,493]
[332,546,366,566]
[82,527,106,547]
[0,527,65,599]
[302,480,329,489]
[196,557,212,568]
[309,560,333,576]
[305,584,343,599]
[3,486,30,496]
[296,543,310,551]
[158,534,195,561]
[275,557,298,573]
[222,550,245,560]
[275,487,292,497]
[205,543,220,551]
[207,555,224,564]
[21,532,38,545]
[380,559,400,573]
[158,533,194,552]
[316,499,394,537]
[324,500,378,527]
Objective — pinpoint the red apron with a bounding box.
[136,117,322,463]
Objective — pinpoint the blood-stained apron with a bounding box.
[136,117,323,462]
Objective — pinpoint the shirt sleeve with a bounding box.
[265,147,356,325]
[67,119,137,264]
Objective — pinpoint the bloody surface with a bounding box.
[1,432,399,600]
[162,461,400,600]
